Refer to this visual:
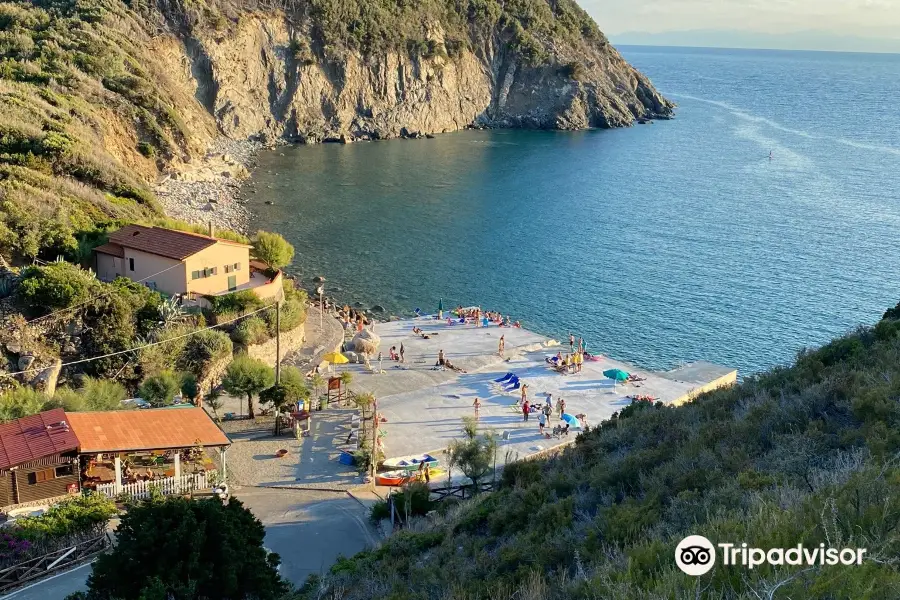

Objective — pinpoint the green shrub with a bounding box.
[138,370,180,407]
[16,261,97,314]
[15,495,117,540]
[0,386,50,422]
[232,315,269,345]
[136,141,155,157]
[206,290,265,318]
[180,329,233,377]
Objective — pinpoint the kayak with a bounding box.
[381,453,439,472]
[375,470,414,486]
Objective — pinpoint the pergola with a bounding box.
[66,407,230,494]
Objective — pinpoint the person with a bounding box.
[538,409,546,434]
[520,383,528,405]
[576,413,588,428]
[546,393,553,413]
[473,397,481,418]
[522,399,530,422]
[578,337,583,353]
[498,334,505,357]
[437,349,445,367]
[542,401,552,423]
[399,343,405,363]
[417,461,431,483]
[569,333,575,353]
[565,353,573,374]
[575,351,583,373]
[558,397,566,418]
[389,346,398,360]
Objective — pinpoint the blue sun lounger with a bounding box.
[504,381,521,392]
[495,372,514,383]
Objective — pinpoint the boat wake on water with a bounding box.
[670,92,900,157]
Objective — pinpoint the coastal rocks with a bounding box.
[17,354,34,371]
[371,305,385,313]
[154,138,260,233]
[174,12,672,147]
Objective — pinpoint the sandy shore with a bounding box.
[338,316,736,464]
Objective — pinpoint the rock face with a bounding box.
[167,11,672,144]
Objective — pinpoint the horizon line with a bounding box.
[611,42,900,57]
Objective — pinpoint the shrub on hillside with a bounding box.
[180,329,233,377]
[16,261,97,314]
[231,315,269,346]
[205,290,264,318]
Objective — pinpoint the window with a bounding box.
[234,263,241,271]
[55,464,74,478]
[224,264,233,274]
[191,270,201,280]
[129,258,135,271]
[28,468,56,484]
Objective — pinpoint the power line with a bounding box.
[4,304,276,378]
[23,262,185,325]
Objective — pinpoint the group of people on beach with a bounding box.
[339,305,369,332]
[544,333,592,374]
[452,306,521,328]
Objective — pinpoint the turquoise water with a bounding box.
[245,47,900,376]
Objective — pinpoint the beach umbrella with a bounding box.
[323,351,349,364]
[603,368,629,391]
[602,368,630,381]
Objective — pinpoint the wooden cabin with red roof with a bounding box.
[0,409,80,509]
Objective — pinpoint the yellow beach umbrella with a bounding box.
[323,351,349,364]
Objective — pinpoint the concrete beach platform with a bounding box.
[336,316,736,465]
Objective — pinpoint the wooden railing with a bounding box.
[95,471,215,500]
[0,531,110,594]
[429,481,495,501]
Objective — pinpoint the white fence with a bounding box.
[95,471,216,500]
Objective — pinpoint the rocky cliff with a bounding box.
[171,2,673,143]
[0,0,671,261]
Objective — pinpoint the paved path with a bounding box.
[226,408,364,489]
[1,488,379,599]
[1,562,91,600]
[233,488,377,585]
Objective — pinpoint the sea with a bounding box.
[244,46,900,376]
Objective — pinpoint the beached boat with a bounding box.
[381,453,439,472]
[375,470,414,486]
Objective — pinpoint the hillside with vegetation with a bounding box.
[0,0,670,263]
[297,304,900,599]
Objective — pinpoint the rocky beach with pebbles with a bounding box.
[154,138,270,233]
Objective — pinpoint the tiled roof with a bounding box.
[66,407,230,453]
[93,242,124,257]
[0,409,79,470]
[106,225,225,261]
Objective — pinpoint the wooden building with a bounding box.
[0,409,80,509]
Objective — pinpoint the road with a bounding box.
[1,488,378,599]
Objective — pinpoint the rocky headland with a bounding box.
[0,0,673,253]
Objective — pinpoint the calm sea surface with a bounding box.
[245,46,900,376]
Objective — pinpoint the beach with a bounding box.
[336,315,736,465]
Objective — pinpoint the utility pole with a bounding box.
[316,285,324,330]
[275,300,282,384]
[370,396,378,490]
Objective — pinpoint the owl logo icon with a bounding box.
[676,535,716,576]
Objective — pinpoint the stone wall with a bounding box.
[247,322,306,366]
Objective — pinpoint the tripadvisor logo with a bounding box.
[675,536,867,576]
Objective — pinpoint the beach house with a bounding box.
[0,409,80,510]
[93,225,282,302]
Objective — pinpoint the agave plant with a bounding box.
[157,296,187,327]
